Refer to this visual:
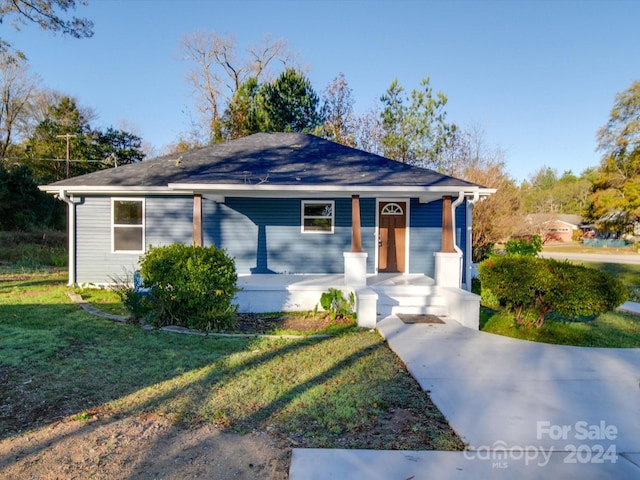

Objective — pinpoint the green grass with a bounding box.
[542,241,637,255]
[74,287,128,316]
[0,269,463,451]
[479,259,640,347]
[0,231,67,268]
[480,307,640,347]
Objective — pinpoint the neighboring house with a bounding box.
[40,132,494,329]
[527,214,581,242]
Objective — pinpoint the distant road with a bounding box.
[540,251,640,265]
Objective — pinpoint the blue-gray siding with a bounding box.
[75,196,192,284]
[73,195,468,284]
[203,197,377,274]
[407,198,467,279]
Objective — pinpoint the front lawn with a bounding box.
[479,260,640,347]
[0,268,463,451]
[480,307,640,347]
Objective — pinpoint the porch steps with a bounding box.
[372,284,448,318]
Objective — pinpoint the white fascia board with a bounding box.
[38,185,178,195]
[169,182,496,198]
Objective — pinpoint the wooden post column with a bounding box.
[193,194,203,247]
[351,194,363,253]
[440,195,456,253]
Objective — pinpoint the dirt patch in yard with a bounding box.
[0,413,288,480]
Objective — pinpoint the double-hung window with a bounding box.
[301,201,334,234]
[112,198,145,253]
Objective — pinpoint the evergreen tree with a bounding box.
[260,68,321,133]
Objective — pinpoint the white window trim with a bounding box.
[112,197,146,254]
[301,200,335,234]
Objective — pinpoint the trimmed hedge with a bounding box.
[478,256,628,328]
[138,243,239,332]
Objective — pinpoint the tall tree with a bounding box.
[95,127,145,167]
[179,31,294,143]
[0,51,38,157]
[353,106,384,155]
[588,80,640,226]
[380,77,456,169]
[221,76,263,140]
[24,96,144,182]
[25,95,92,181]
[0,0,93,59]
[260,68,321,133]
[316,73,356,147]
[443,126,520,260]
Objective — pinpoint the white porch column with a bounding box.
[434,252,462,288]
[434,195,462,288]
[343,194,377,327]
[344,252,368,287]
[344,195,367,287]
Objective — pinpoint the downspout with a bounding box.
[450,191,465,255]
[464,191,480,291]
[450,192,465,288]
[57,189,76,286]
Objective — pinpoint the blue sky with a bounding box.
[4,0,640,182]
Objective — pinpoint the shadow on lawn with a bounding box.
[0,320,353,476]
[0,272,463,477]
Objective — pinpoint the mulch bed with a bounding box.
[234,313,355,333]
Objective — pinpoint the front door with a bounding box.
[378,201,406,273]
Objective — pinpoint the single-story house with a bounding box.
[40,132,494,329]
[526,214,582,242]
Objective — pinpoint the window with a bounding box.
[112,199,145,253]
[302,201,334,233]
[381,203,404,215]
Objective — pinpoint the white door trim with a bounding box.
[375,198,410,274]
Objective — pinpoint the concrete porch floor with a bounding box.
[234,273,465,327]
[236,272,436,289]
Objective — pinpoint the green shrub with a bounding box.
[110,272,153,323]
[315,288,355,320]
[139,244,239,332]
[504,235,542,257]
[478,256,628,328]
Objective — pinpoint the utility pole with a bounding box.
[57,133,77,178]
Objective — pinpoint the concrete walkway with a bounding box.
[289,316,640,479]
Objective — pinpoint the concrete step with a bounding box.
[373,284,439,297]
[392,294,446,307]
[376,292,449,317]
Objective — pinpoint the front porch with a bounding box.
[235,273,480,330]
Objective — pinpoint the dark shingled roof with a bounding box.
[43,132,479,189]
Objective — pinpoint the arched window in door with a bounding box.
[380,202,404,215]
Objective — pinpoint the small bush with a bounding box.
[478,256,628,328]
[139,244,239,332]
[315,288,355,320]
[504,235,542,257]
[110,272,153,323]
